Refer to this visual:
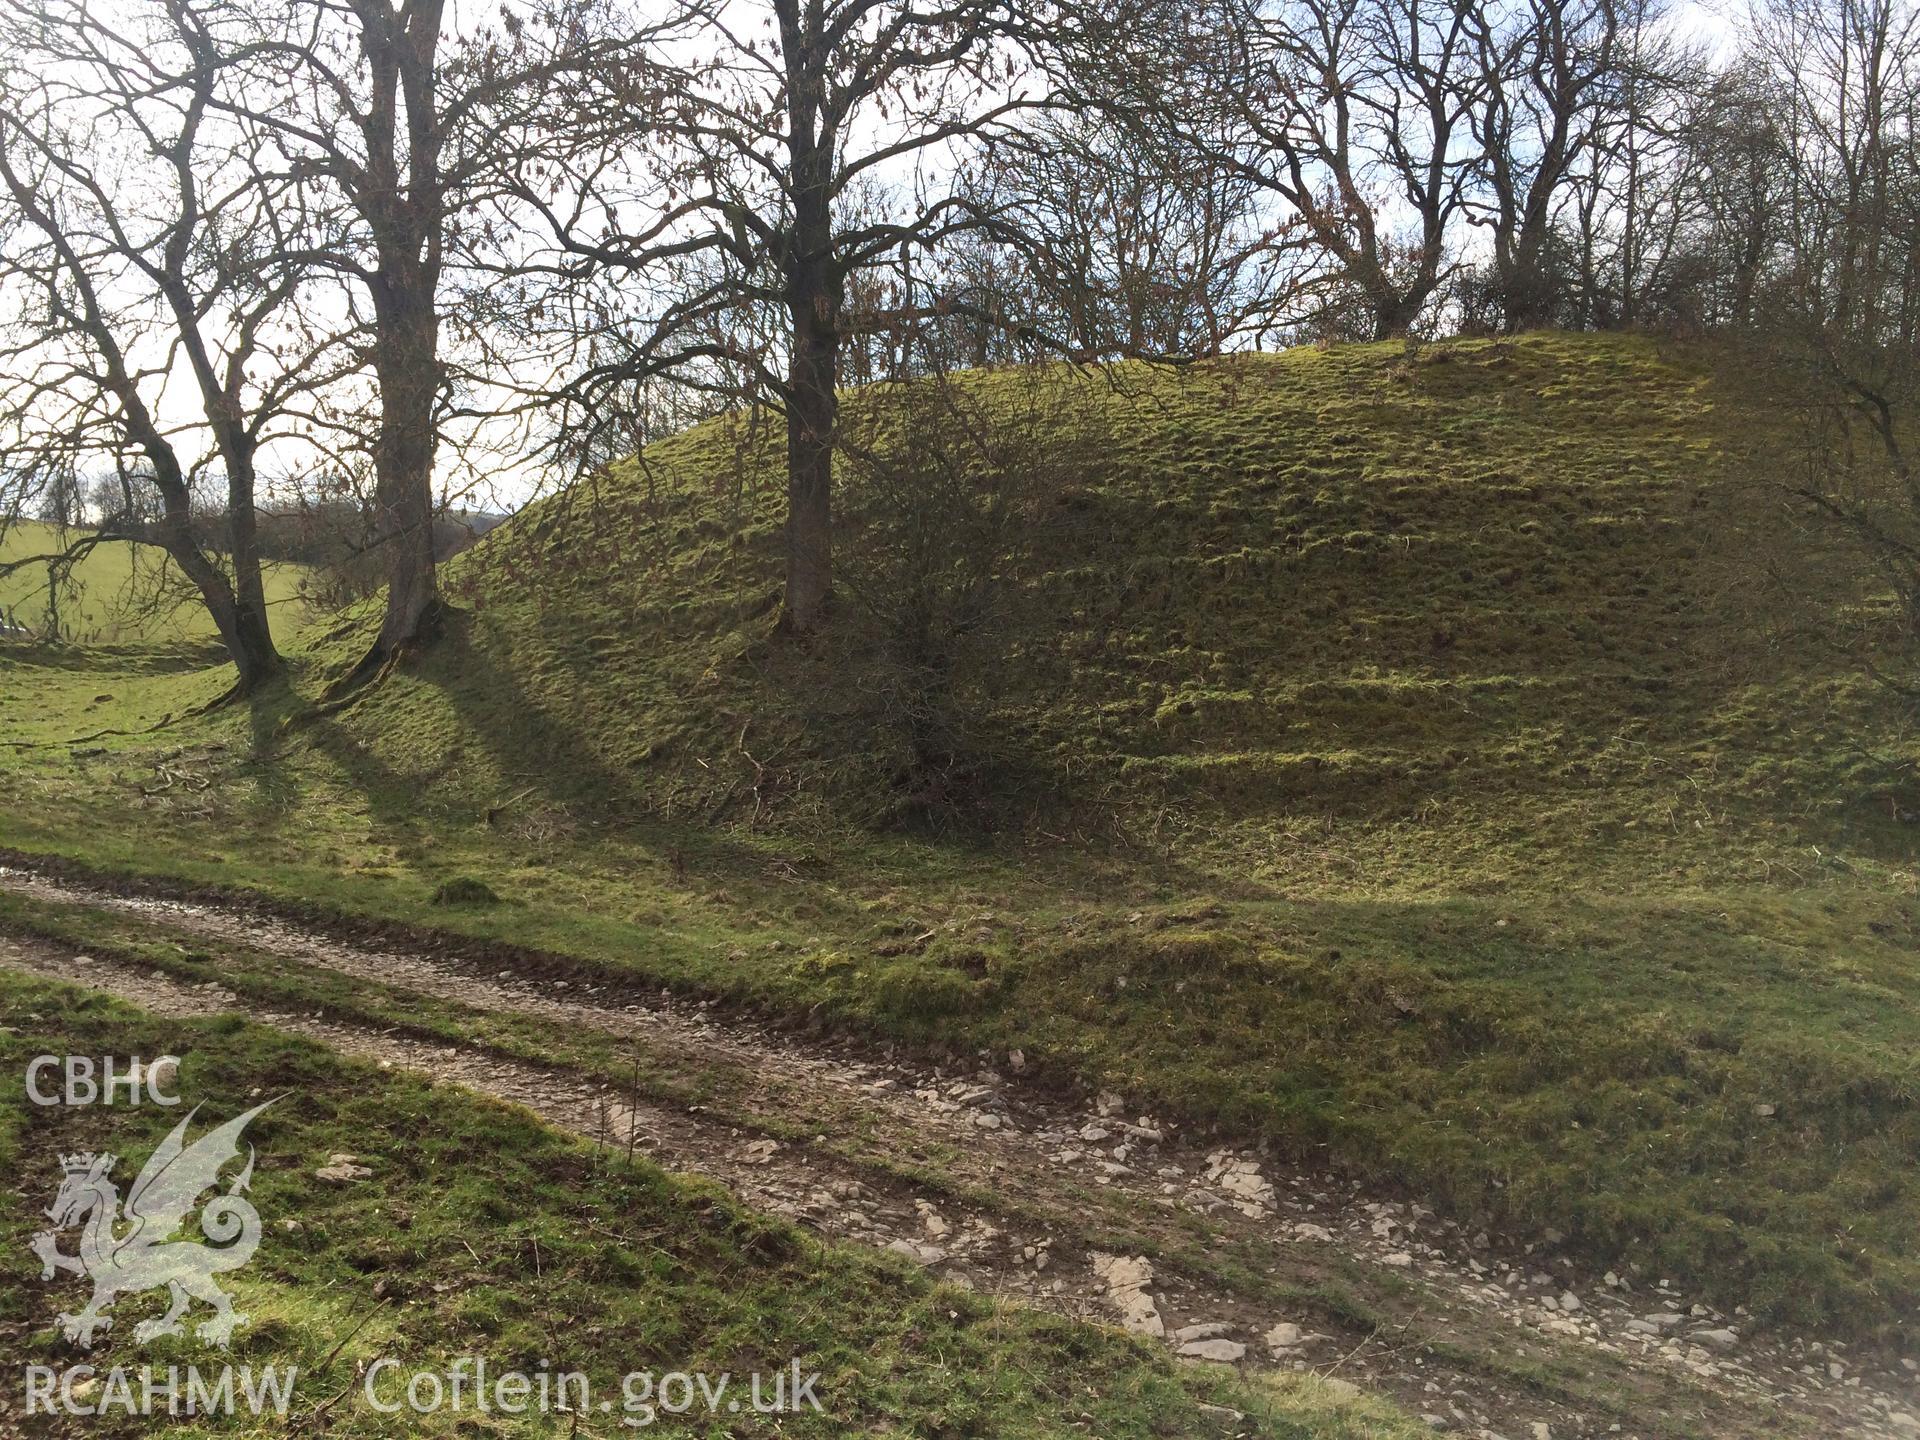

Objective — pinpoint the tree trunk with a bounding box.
[135,438,279,695]
[782,234,839,634]
[130,393,279,694]
[370,289,442,659]
[221,450,282,692]
[1371,291,1422,341]
[342,0,448,675]
[155,508,278,695]
[1502,239,1555,333]
[220,592,281,695]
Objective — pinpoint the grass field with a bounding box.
[0,970,1410,1437]
[1,332,1916,1346]
[0,519,310,644]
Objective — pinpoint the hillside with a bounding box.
[367,332,1908,869]
[2,332,1917,1355]
[0,518,311,644]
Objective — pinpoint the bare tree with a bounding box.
[535,0,1069,635]
[1737,0,1920,679]
[967,115,1283,357]
[1561,0,1704,328]
[1465,0,1623,332]
[1750,0,1918,344]
[1681,56,1787,329]
[833,351,1108,819]
[206,0,622,683]
[1189,0,1482,340]
[0,0,337,691]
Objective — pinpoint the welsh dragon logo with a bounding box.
[29,1100,275,1349]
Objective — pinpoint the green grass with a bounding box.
[0,518,310,644]
[0,970,1422,1437]
[1,332,1917,1345]
[2,887,1796,1439]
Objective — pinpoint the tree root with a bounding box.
[273,649,403,738]
[274,602,448,738]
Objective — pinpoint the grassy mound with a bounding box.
[1,332,1916,1342]
[392,332,1908,855]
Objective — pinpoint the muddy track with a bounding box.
[1,863,1914,1440]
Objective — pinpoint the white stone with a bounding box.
[1172,1322,1234,1343]
[1178,1339,1246,1363]
[884,1239,947,1266]
[1090,1252,1163,1337]
[315,1153,372,1183]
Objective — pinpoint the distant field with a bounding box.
[0,518,309,643]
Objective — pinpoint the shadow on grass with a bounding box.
[0,637,224,676]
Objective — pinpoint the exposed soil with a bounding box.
[2,862,1915,1440]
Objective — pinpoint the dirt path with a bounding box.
[2,863,1914,1440]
